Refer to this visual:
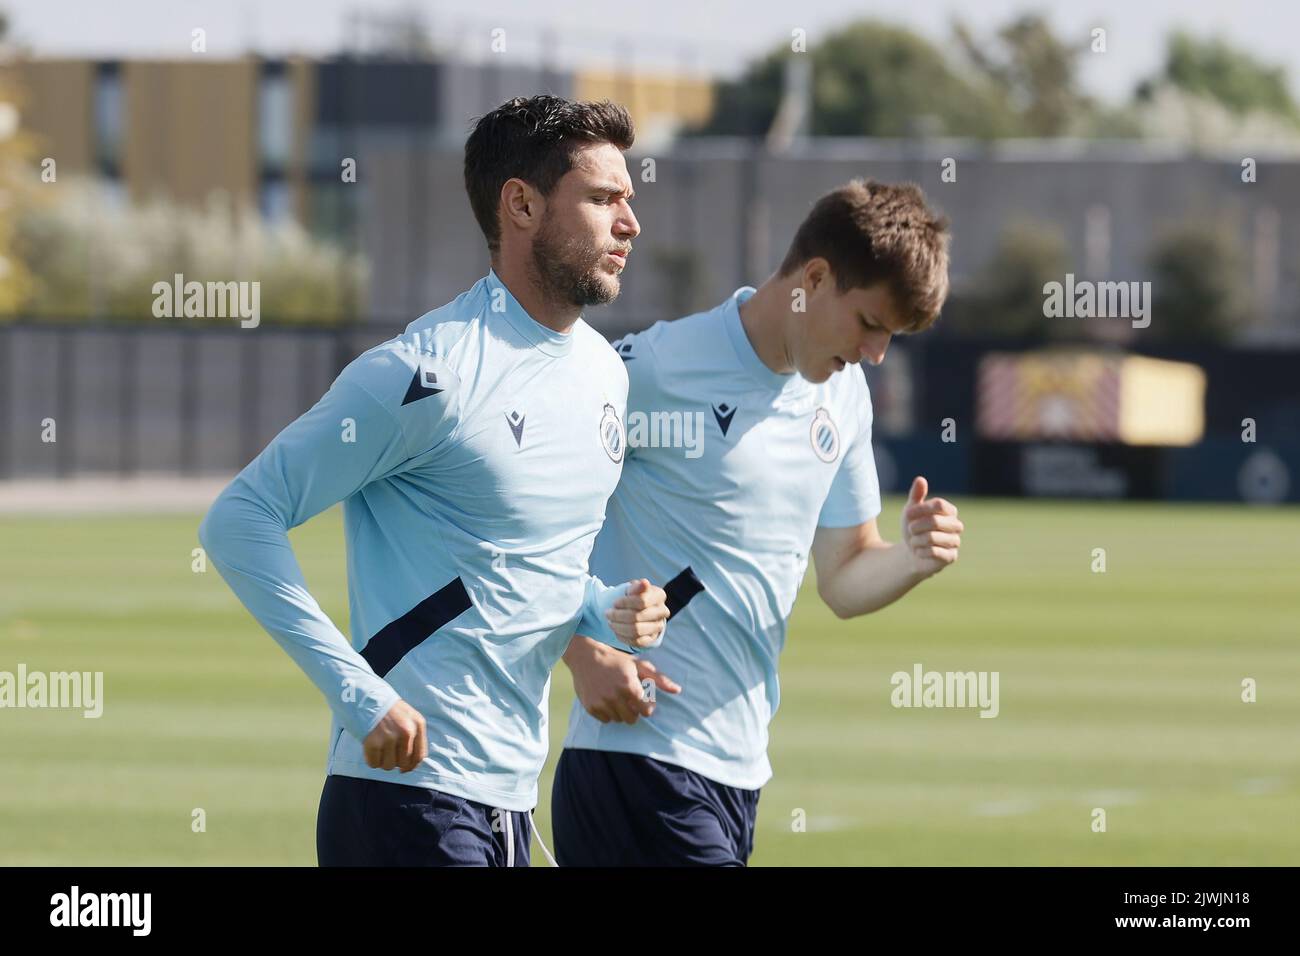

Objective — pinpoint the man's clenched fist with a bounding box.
[900,475,964,577]
[606,578,670,649]
[363,699,427,773]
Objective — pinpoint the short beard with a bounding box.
[531,216,620,309]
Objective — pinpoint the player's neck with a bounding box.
[491,258,581,335]
[738,278,797,375]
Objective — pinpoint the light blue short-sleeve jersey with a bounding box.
[562,287,881,789]
[200,270,638,811]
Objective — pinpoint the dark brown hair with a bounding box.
[778,179,951,331]
[464,95,635,253]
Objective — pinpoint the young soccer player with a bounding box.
[199,95,670,867]
[551,179,963,866]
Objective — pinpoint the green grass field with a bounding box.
[1,497,1297,865]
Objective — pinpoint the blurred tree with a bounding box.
[954,219,1068,338]
[0,10,38,315]
[687,45,784,137]
[688,19,1014,138]
[11,179,368,323]
[1146,222,1251,343]
[1077,102,1145,139]
[1137,32,1300,124]
[952,13,1095,137]
[1130,33,1300,148]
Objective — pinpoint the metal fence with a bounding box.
[0,320,396,479]
[4,316,1299,487]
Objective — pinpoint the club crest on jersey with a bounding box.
[599,403,625,463]
[810,407,840,463]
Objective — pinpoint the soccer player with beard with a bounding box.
[199,95,670,867]
[551,179,964,866]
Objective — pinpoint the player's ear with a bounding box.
[500,178,541,235]
[802,257,830,295]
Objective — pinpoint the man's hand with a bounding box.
[563,635,681,724]
[606,578,670,649]
[363,699,427,773]
[900,476,964,577]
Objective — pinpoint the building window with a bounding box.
[94,63,122,173]
[258,67,292,174]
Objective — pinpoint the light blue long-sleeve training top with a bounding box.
[199,270,643,811]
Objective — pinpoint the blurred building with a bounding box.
[2,54,714,245]
[7,55,1300,343]
[2,51,1298,496]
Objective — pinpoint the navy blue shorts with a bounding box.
[316,774,532,867]
[551,748,760,866]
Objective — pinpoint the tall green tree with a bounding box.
[1146,222,1251,343]
[955,220,1068,338]
[689,19,1013,138]
[1136,32,1300,126]
[952,13,1095,137]
[0,9,38,316]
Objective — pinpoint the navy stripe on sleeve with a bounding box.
[360,577,473,678]
[664,566,705,617]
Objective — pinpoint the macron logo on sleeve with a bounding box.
[401,364,444,406]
